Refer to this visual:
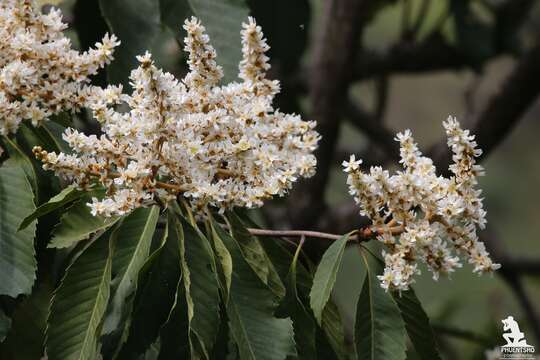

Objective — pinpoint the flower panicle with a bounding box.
[35,16,320,218]
[0,0,119,135]
[344,117,498,291]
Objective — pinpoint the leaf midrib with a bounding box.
[77,250,111,360]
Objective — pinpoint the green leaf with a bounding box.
[309,233,350,325]
[177,215,221,358]
[158,278,191,360]
[187,0,249,83]
[0,281,53,359]
[16,123,65,203]
[232,212,299,289]
[450,0,494,68]
[19,186,80,231]
[0,160,37,297]
[393,289,442,360]
[209,221,233,300]
[239,213,347,359]
[41,120,72,154]
[362,248,442,359]
[118,216,181,359]
[99,0,161,88]
[355,248,407,360]
[319,301,347,360]
[46,230,115,360]
[283,240,316,360]
[0,310,10,343]
[49,195,120,249]
[160,0,192,39]
[247,0,310,73]
[2,137,39,199]
[227,212,286,299]
[211,219,295,360]
[102,206,160,334]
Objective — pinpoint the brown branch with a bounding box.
[353,34,471,81]
[288,0,373,229]
[344,98,400,161]
[245,225,403,243]
[86,168,233,193]
[431,40,540,171]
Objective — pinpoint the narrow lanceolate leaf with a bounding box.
[49,195,119,248]
[283,241,316,360]
[393,289,442,360]
[177,216,221,358]
[118,218,181,359]
[240,215,347,359]
[19,186,81,230]
[227,212,286,299]
[0,160,37,297]
[46,231,114,360]
[99,0,161,88]
[0,281,53,359]
[103,206,160,334]
[355,249,407,360]
[309,233,350,325]
[158,279,190,360]
[212,219,295,360]
[187,0,249,83]
[0,309,10,342]
[318,300,348,360]
[363,249,443,360]
[210,222,233,300]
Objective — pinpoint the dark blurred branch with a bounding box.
[374,76,389,123]
[431,40,540,171]
[493,0,535,54]
[353,34,470,80]
[288,0,372,230]
[288,1,533,95]
[400,0,413,40]
[499,272,540,345]
[286,35,468,94]
[344,98,400,161]
[481,230,540,345]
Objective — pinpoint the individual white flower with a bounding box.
[0,0,119,135]
[35,17,320,217]
[342,154,362,173]
[346,117,499,291]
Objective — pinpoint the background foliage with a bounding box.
[1,0,540,359]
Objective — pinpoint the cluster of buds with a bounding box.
[343,117,500,291]
[0,0,119,135]
[35,17,319,217]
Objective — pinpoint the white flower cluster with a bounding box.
[343,117,500,291]
[35,17,319,217]
[0,0,119,135]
